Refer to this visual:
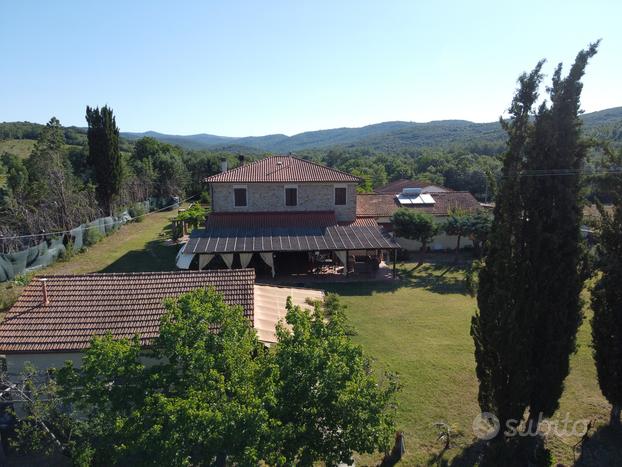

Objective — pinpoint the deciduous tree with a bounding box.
[391,208,437,254]
[272,294,398,465]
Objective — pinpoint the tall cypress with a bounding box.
[591,150,622,427]
[471,62,544,433]
[522,43,599,422]
[472,42,599,451]
[86,106,122,215]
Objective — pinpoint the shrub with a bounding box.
[128,202,147,223]
[200,190,211,206]
[84,228,103,246]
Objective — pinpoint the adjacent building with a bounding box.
[357,186,482,251]
[0,270,323,377]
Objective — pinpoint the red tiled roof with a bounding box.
[0,270,255,353]
[357,192,481,218]
[205,156,361,183]
[185,211,400,253]
[374,179,452,194]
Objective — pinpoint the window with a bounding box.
[335,186,347,205]
[234,187,247,207]
[285,186,298,206]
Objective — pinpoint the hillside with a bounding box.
[120,106,622,153]
[0,139,36,159]
[3,107,621,157]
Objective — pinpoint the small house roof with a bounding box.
[0,270,255,353]
[357,191,481,218]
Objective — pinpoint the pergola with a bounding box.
[176,211,401,278]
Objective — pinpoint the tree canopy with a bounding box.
[9,289,400,466]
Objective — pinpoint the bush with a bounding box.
[84,228,103,246]
[200,190,211,206]
[128,202,147,222]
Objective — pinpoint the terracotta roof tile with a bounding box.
[205,156,361,183]
[0,270,255,353]
[357,192,481,218]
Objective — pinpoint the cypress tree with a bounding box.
[591,151,622,427]
[471,61,544,433]
[86,105,122,215]
[472,43,599,454]
[522,43,599,422]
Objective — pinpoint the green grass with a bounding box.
[0,219,617,465]
[0,139,85,159]
[324,263,615,466]
[0,139,36,158]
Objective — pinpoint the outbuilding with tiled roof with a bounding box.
[0,269,323,376]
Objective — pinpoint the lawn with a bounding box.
[1,218,618,466]
[324,263,616,466]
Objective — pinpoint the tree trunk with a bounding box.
[214,453,226,467]
[454,235,462,263]
[418,242,427,265]
[610,404,621,426]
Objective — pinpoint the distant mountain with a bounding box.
[120,107,622,153]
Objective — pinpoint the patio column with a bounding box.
[334,250,348,275]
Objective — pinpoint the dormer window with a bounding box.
[233,186,247,207]
[285,186,298,207]
[334,186,347,206]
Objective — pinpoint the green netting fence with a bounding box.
[0,197,170,282]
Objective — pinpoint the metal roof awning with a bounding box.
[185,212,400,254]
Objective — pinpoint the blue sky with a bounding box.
[1,1,621,136]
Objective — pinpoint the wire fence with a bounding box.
[0,194,199,282]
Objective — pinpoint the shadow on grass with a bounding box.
[575,424,622,466]
[425,439,486,466]
[322,261,470,297]
[99,239,179,273]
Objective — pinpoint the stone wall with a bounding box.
[211,182,357,222]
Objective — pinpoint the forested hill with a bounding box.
[119,106,622,153]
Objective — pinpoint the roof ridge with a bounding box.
[204,155,362,183]
[32,269,256,280]
[282,155,363,180]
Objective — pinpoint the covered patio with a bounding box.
[176,211,401,279]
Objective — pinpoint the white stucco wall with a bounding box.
[385,216,474,251]
[211,182,357,222]
[5,352,83,379]
[396,233,474,251]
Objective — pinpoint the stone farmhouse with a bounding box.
[176,155,401,277]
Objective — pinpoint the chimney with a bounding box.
[39,278,50,305]
[220,158,228,173]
